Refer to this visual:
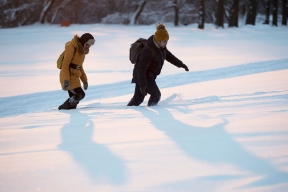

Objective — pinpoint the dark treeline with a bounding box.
[0,0,287,28]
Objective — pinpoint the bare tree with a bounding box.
[227,0,239,27]
[282,0,287,25]
[0,0,40,28]
[39,0,54,24]
[129,0,147,25]
[0,0,280,28]
[198,0,205,29]
[263,0,270,24]
[167,0,180,26]
[246,0,258,25]
[51,0,72,24]
[216,0,225,28]
[166,0,186,26]
[272,0,278,26]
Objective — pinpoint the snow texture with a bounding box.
[0,23,288,192]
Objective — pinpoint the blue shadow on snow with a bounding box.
[133,106,288,189]
[58,110,127,185]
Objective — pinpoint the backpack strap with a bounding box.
[72,47,76,59]
[146,46,155,58]
[69,47,77,76]
[69,47,77,65]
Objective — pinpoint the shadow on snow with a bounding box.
[132,106,288,190]
[58,110,127,185]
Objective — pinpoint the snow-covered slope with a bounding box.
[0,23,288,192]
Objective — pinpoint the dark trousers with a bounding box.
[127,80,161,106]
[68,87,85,106]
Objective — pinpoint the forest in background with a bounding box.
[0,0,287,29]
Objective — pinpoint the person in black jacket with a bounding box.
[127,23,189,106]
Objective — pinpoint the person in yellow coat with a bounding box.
[58,33,95,110]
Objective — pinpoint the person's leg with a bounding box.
[127,84,145,106]
[59,87,85,110]
[147,80,161,106]
[68,89,75,98]
[58,98,71,110]
[69,87,85,108]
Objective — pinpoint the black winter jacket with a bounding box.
[132,35,184,87]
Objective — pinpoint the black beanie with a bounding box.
[79,33,94,46]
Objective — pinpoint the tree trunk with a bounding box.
[198,0,205,29]
[246,0,258,25]
[174,0,179,26]
[51,0,71,24]
[263,0,270,24]
[272,0,278,26]
[19,9,30,26]
[216,0,224,28]
[40,0,54,24]
[130,0,147,25]
[228,0,239,27]
[282,0,287,25]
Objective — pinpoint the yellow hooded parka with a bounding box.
[59,35,88,90]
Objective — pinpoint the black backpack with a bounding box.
[129,38,155,64]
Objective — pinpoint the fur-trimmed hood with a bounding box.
[71,35,85,55]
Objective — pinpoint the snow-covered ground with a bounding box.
[0,23,288,192]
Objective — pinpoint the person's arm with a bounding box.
[80,65,87,83]
[80,65,88,90]
[166,49,189,71]
[60,45,75,90]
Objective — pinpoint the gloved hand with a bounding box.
[62,80,69,91]
[140,87,148,96]
[180,64,189,71]
[83,81,88,90]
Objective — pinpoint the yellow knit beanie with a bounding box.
[154,23,169,42]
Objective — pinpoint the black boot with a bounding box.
[70,101,79,109]
[58,98,72,110]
